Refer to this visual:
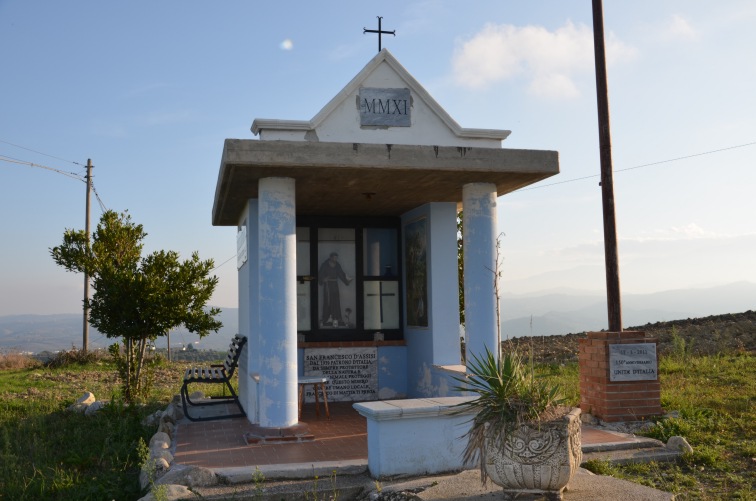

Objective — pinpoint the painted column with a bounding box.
[462,183,499,365]
[257,177,298,428]
[237,200,260,422]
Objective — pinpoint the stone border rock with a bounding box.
[136,393,220,501]
[67,390,223,500]
[66,391,98,414]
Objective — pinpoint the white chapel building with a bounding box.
[212,49,559,431]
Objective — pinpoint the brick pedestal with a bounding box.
[578,331,662,422]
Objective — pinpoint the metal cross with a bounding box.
[363,16,395,52]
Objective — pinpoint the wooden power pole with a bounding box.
[591,0,623,332]
[83,159,93,351]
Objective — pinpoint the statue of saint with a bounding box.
[318,252,352,327]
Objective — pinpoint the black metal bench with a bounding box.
[180,334,247,422]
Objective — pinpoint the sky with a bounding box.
[1,1,755,317]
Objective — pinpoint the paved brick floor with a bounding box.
[173,402,367,468]
[173,401,633,469]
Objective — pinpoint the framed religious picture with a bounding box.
[317,228,356,329]
[404,217,428,327]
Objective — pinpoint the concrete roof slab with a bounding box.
[212,140,558,226]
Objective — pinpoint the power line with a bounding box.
[0,154,86,182]
[211,254,236,272]
[91,182,108,213]
[519,140,756,192]
[2,153,109,219]
[0,138,85,167]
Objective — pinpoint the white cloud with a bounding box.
[280,39,293,51]
[529,73,580,100]
[452,21,636,99]
[662,14,698,41]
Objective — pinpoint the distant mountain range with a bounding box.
[500,281,756,337]
[1,282,754,353]
[0,309,241,354]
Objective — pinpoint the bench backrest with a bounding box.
[222,334,247,377]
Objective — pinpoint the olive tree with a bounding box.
[51,210,222,401]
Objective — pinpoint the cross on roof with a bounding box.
[363,16,395,52]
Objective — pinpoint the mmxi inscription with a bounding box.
[359,88,411,127]
[304,347,378,402]
[609,343,658,381]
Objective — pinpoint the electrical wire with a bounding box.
[0,138,85,167]
[4,139,754,271]
[0,147,237,276]
[0,148,108,212]
[210,254,236,272]
[0,154,86,182]
[518,140,756,192]
[91,182,108,213]
[207,140,756,271]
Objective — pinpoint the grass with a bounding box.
[0,344,753,500]
[0,349,207,501]
[583,352,755,500]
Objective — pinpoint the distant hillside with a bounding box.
[1,281,754,354]
[0,309,240,354]
[507,310,756,363]
[501,281,756,337]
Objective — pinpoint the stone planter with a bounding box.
[482,408,582,500]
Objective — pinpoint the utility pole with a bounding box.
[83,159,93,351]
[591,0,623,332]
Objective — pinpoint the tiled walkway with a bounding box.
[173,402,367,469]
[173,401,634,470]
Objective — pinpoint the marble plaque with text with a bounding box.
[609,343,658,381]
[303,347,378,402]
[359,88,411,126]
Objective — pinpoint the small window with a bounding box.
[363,280,399,329]
[296,218,402,342]
[363,228,398,277]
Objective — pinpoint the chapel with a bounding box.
[212,49,559,429]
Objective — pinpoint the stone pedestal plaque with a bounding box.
[609,343,658,381]
[304,347,378,402]
[580,332,662,422]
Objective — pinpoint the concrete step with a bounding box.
[582,446,681,465]
[581,425,681,465]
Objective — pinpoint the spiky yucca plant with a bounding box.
[455,347,565,483]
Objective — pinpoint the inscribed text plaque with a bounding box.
[303,347,378,402]
[609,343,658,381]
[359,88,411,126]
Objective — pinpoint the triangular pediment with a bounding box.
[251,49,510,148]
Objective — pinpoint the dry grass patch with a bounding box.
[0,349,41,370]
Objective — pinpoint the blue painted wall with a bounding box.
[402,203,463,398]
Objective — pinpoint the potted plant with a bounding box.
[455,347,582,501]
